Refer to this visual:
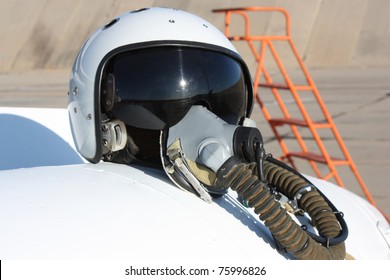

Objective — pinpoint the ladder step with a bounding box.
[258,83,313,91]
[288,152,350,165]
[269,118,332,128]
[227,35,289,41]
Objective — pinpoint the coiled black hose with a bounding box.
[214,156,347,260]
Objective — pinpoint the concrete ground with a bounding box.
[0,67,389,218]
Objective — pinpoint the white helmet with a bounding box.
[68,7,253,164]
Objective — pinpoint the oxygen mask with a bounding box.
[160,105,263,202]
[160,105,348,260]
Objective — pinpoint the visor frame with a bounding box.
[93,41,254,159]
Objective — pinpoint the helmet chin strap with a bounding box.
[160,105,262,201]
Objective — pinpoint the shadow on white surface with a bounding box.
[0,114,84,170]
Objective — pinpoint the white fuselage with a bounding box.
[0,107,389,260]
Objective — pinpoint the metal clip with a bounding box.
[287,199,305,215]
[167,148,213,203]
[275,192,304,215]
[294,185,317,201]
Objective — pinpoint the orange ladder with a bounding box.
[212,7,379,208]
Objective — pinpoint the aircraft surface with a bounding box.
[0,107,389,260]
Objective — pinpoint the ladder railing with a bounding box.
[213,7,378,208]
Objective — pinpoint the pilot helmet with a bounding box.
[68,7,253,165]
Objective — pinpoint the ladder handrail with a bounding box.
[213,7,291,38]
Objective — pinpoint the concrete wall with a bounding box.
[1,0,390,73]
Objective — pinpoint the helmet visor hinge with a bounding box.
[102,73,116,112]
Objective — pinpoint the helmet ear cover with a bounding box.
[103,125,162,167]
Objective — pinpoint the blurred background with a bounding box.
[1,0,389,217]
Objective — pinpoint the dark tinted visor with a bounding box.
[103,47,247,129]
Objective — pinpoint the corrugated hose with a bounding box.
[214,156,348,260]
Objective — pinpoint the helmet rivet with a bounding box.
[103,139,108,146]
[73,107,77,113]
[169,19,175,23]
[203,24,208,28]
[87,114,92,120]
[73,86,78,95]
[102,124,108,131]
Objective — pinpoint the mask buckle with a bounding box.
[167,145,213,203]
